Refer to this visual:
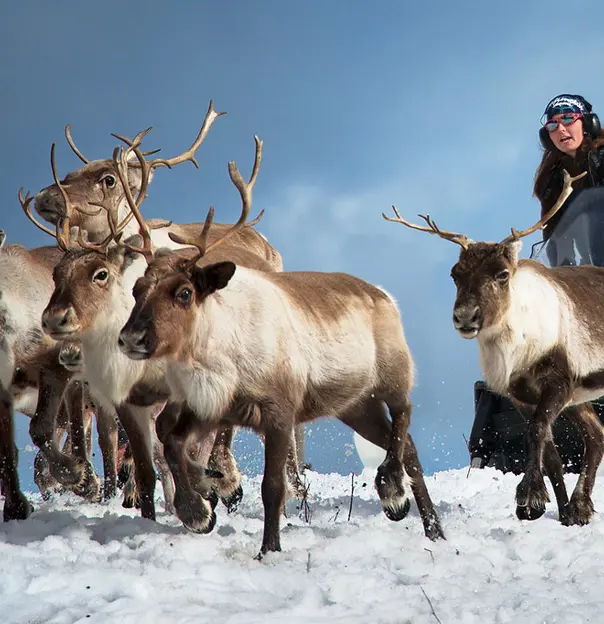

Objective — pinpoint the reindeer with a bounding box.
[33,101,283,270]
[38,107,291,522]
[383,170,604,526]
[0,229,106,520]
[117,133,445,558]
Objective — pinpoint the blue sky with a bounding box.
[2,1,604,486]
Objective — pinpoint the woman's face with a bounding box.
[548,113,584,156]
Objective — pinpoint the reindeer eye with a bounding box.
[176,287,192,304]
[100,174,116,189]
[92,268,109,283]
[495,269,510,283]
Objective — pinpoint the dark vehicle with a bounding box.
[469,186,604,474]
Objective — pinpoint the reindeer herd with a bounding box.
[1,100,603,559]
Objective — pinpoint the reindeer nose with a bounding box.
[453,305,482,330]
[118,327,151,359]
[34,189,63,224]
[41,307,77,335]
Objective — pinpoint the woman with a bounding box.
[534,93,604,241]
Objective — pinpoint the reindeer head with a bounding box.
[383,169,586,339]
[449,240,523,337]
[34,156,152,242]
[118,136,263,362]
[24,101,225,244]
[41,242,145,341]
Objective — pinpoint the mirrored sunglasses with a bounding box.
[544,112,582,133]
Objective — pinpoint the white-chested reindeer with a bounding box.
[384,170,604,526]
[0,223,108,520]
[116,133,445,558]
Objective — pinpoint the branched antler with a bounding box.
[383,205,472,250]
[18,187,59,239]
[141,100,226,170]
[168,135,264,268]
[500,169,587,244]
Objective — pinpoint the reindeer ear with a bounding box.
[193,262,236,297]
[108,234,149,271]
[505,240,523,266]
[127,163,155,192]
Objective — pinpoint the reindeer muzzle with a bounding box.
[452,304,482,339]
[118,326,154,360]
[41,307,80,340]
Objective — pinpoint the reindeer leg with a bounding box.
[515,385,568,521]
[151,424,175,515]
[339,397,444,541]
[115,403,157,521]
[563,403,604,525]
[162,405,216,533]
[65,381,100,502]
[515,402,570,523]
[94,402,119,500]
[258,424,291,558]
[0,384,32,521]
[208,425,243,513]
[33,417,68,500]
[401,435,445,540]
[29,368,83,492]
[375,394,413,522]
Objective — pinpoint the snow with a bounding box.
[2,465,604,624]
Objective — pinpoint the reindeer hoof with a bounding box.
[564,497,594,526]
[383,497,411,522]
[205,490,219,511]
[3,494,34,522]
[515,504,545,521]
[222,485,244,514]
[73,462,101,502]
[122,493,138,509]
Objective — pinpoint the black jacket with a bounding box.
[541,144,604,240]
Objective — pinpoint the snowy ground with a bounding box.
[2,463,604,624]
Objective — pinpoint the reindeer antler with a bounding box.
[20,144,78,251]
[64,125,90,164]
[500,169,587,244]
[136,100,226,171]
[167,135,264,268]
[18,187,59,239]
[383,205,473,250]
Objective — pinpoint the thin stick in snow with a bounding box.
[420,587,442,624]
[347,473,355,521]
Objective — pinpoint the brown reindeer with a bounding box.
[33,101,282,271]
[0,234,101,520]
[383,169,604,526]
[117,134,445,558]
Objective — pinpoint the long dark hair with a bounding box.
[533,127,604,210]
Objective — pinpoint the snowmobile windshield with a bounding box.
[530,186,604,268]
